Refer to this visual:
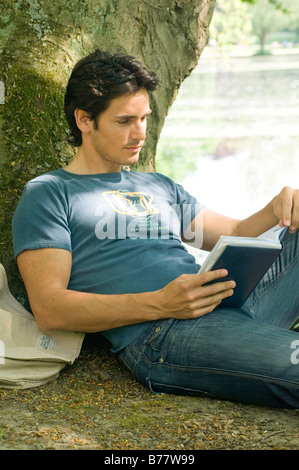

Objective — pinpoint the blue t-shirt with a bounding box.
[12,169,204,351]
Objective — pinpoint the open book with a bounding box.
[198,224,288,308]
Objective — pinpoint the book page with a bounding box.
[258,224,287,242]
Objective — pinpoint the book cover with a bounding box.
[198,225,287,308]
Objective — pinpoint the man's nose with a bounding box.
[131,121,146,141]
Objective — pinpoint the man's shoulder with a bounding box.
[27,169,64,186]
[23,170,67,200]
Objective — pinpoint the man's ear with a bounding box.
[74,109,93,134]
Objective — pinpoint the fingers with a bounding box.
[276,187,299,232]
[198,268,229,286]
[181,268,229,289]
[173,270,235,318]
[278,186,293,228]
[178,282,234,319]
[200,279,235,300]
[178,269,235,303]
[160,269,236,321]
[290,189,299,232]
[187,276,235,312]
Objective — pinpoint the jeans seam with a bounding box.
[146,362,299,388]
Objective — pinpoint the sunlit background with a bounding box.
[156,0,299,222]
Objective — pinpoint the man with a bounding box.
[12,50,299,408]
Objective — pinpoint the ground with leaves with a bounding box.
[0,338,299,451]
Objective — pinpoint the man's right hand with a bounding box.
[156,270,235,320]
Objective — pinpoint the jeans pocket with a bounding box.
[145,324,165,352]
[118,320,172,377]
[142,319,174,362]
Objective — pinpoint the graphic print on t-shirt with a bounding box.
[102,190,160,219]
[94,189,181,240]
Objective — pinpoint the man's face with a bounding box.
[88,88,151,172]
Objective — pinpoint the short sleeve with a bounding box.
[153,173,205,234]
[174,183,204,234]
[12,181,72,259]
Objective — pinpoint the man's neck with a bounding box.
[63,148,122,175]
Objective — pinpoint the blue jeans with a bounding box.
[119,230,299,408]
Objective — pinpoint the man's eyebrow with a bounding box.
[114,110,152,119]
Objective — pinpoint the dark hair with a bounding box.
[64,50,160,147]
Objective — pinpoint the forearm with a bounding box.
[193,201,278,252]
[17,248,163,332]
[33,288,163,332]
[197,199,279,252]
[233,197,278,238]
[235,185,299,237]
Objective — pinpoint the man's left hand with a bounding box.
[273,186,299,233]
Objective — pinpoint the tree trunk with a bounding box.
[0,0,215,300]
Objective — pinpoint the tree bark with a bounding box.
[0,0,215,300]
